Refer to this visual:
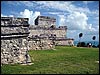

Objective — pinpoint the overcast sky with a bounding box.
[1,1,99,41]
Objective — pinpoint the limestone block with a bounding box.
[18,55,26,62]
[1,59,8,64]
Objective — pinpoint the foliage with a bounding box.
[79,33,83,38]
[92,36,96,40]
[78,33,83,47]
[77,42,86,47]
[92,36,96,46]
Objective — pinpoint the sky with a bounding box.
[1,1,99,42]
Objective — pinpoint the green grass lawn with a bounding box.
[1,46,99,74]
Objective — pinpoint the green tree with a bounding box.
[92,36,96,46]
[79,33,83,47]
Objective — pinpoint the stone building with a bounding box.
[35,16,56,28]
[1,17,31,65]
[1,16,74,64]
[29,16,74,47]
[28,34,55,50]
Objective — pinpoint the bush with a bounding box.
[77,42,86,47]
[86,42,92,47]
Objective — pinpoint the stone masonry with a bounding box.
[1,16,74,64]
[1,17,31,65]
[28,35,55,50]
[29,16,74,47]
[35,16,56,28]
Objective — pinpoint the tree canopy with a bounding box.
[79,33,83,38]
[92,36,96,40]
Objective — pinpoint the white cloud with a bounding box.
[48,12,69,16]
[1,14,14,17]
[58,11,99,37]
[9,15,14,17]
[7,1,33,7]
[7,1,98,16]
[48,12,60,15]
[20,9,40,25]
[19,1,34,7]
[65,12,88,30]
[83,1,94,4]
[2,1,99,41]
[84,24,99,35]
[7,1,21,6]
[34,1,92,15]
[35,1,72,12]
[58,15,66,26]
[1,9,41,25]
[1,14,7,17]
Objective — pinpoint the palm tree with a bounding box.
[79,33,83,47]
[92,36,96,46]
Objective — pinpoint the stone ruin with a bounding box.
[1,16,74,65]
[29,16,74,47]
[1,17,31,65]
[28,34,55,50]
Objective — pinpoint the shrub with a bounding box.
[77,42,86,47]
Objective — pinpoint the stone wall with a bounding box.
[1,38,31,64]
[28,37,55,50]
[29,25,74,46]
[35,16,56,28]
[55,39,74,46]
[1,17,31,65]
[29,29,67,38]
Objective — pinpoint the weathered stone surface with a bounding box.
[1,17,31,65]
[1,16,74,65]
[29,15,74,47]
[1,38,31,65]
[29,29,67,38]
[28,37,55,50]
[35,16,56,28]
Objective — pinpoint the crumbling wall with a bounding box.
[1,17,31,65]
[35,16,56,28]
[1,38,31,64]
[55,39,74,46]
[29,26,74,46]
[29,29,67,38]
[28,36,55,50]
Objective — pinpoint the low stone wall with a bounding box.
[28,38,55,50]
[29,29,66,38]
[55,39,74,46]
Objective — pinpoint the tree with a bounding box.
[77,42,86,47]
[92,36,96,46]
[79,33,83,47]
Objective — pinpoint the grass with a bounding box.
[1,46,99,74]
